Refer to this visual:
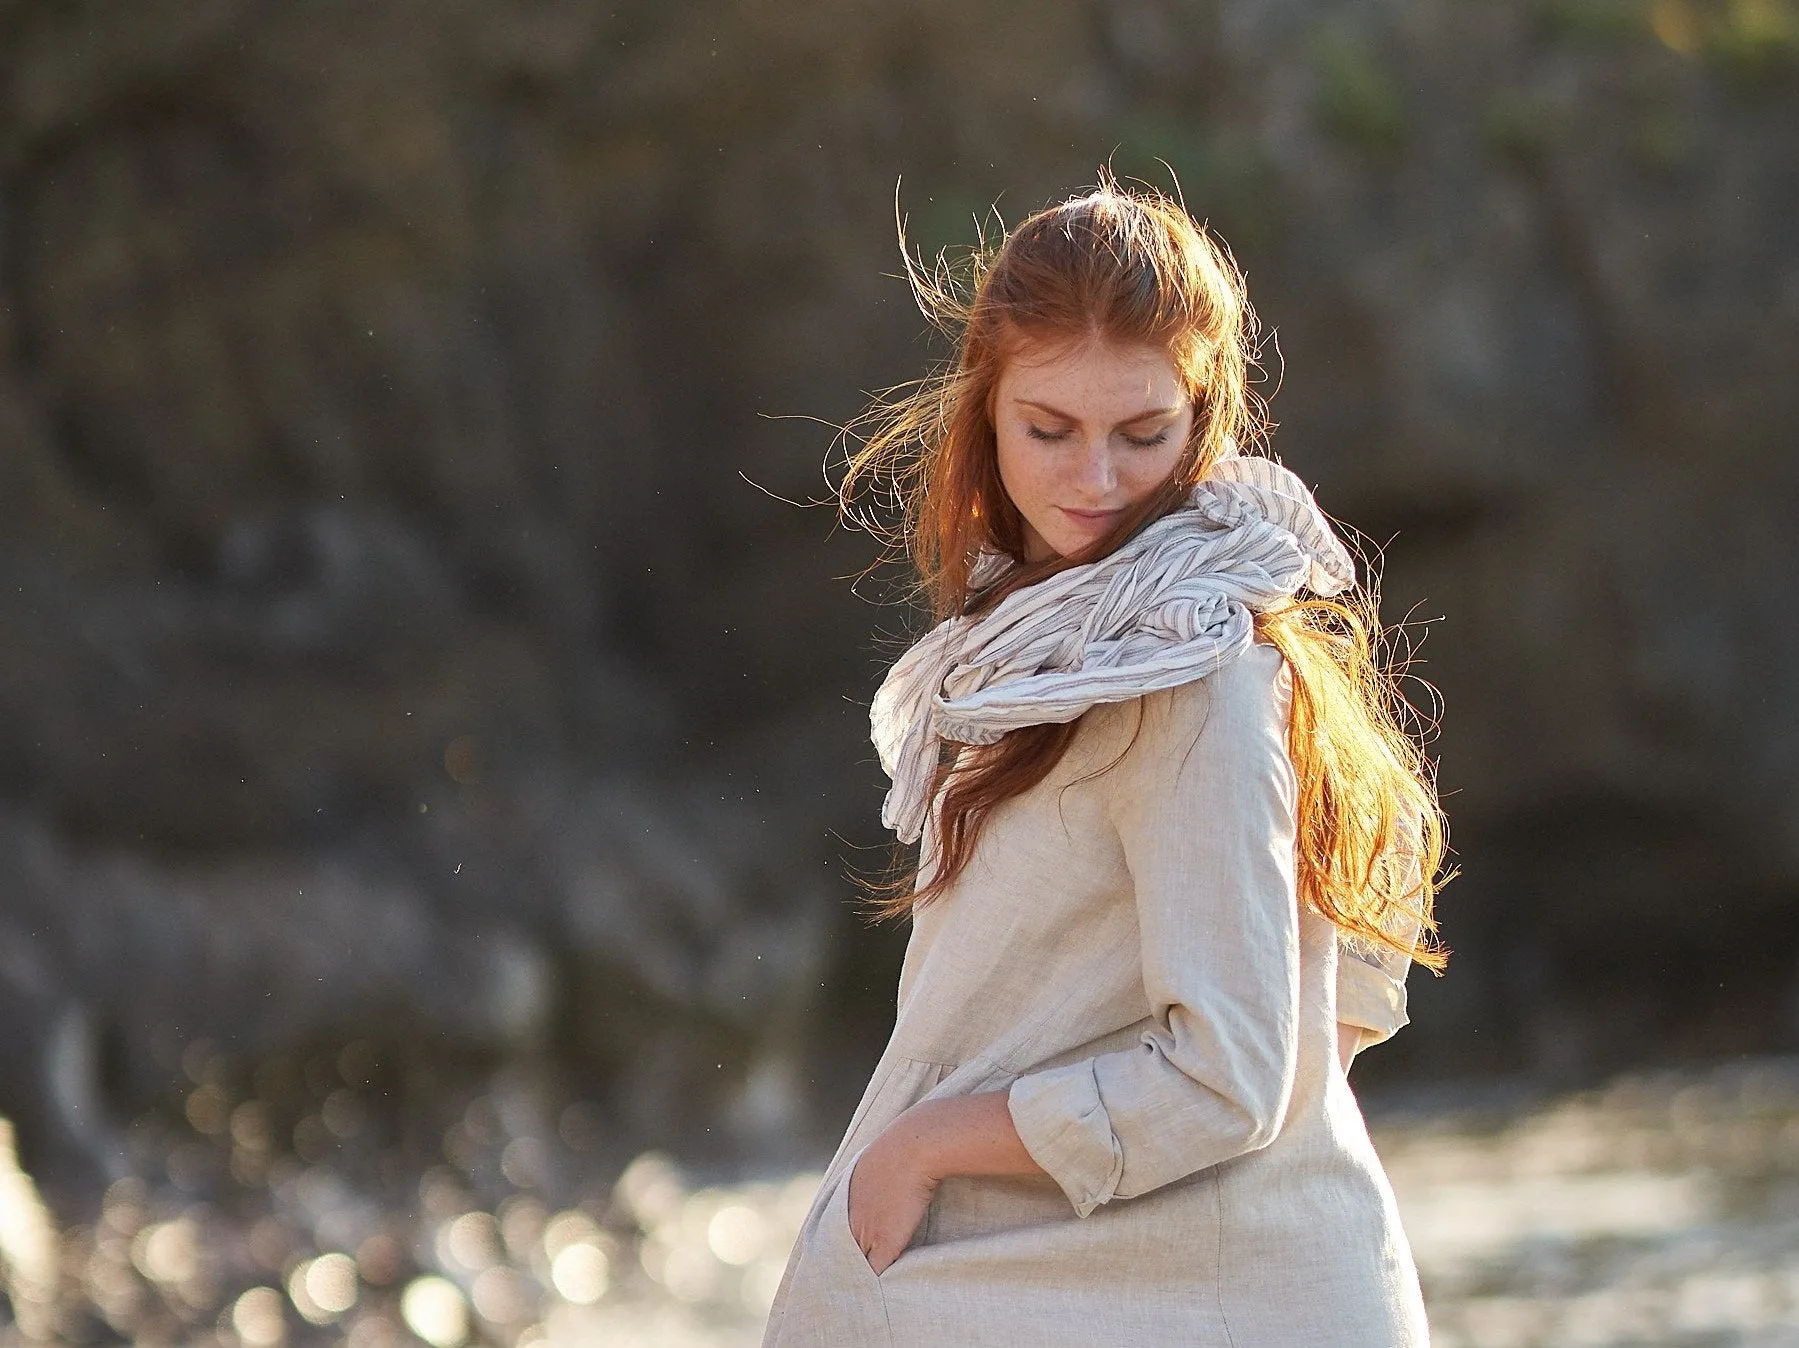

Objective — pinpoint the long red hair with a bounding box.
[836,177,1450,972]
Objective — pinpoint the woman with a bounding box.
[762,179,1449,1346]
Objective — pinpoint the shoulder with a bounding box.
[1094,638,1298,837]
[1139,638,1292,744]
[1080,639,1293,791]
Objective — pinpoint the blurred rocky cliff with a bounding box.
[0,0,1794,1205]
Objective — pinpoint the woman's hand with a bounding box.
[846,1091,1048,1274]
[846,1124,939,1275]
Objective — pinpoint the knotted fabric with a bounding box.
[871,452,1357,844]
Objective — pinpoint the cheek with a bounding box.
[993,430,1048,506]
[1126,445,1186,494]
[1127,424,1196,495]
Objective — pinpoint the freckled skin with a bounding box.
[990,337,1195,563]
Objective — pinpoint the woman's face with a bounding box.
[991,336,1194,563]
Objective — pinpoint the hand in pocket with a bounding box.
[846,1128,939,1274]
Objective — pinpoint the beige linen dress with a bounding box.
[762,639,1430,1346]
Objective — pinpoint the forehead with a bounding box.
[995,334,1186,407]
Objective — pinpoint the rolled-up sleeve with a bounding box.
[1336,840,1425,1053]
[1006,647,1302,1219]
[1336,927,1416,1051]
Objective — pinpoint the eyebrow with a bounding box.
[1014,398,1184,426]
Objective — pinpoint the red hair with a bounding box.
[836,177,1450,972]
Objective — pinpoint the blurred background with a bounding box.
[0,0,1795,1344]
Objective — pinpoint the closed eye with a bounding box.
[1025,424,1173,447]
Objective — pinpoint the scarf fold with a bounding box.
[870,452,1356,844]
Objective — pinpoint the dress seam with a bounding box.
[894,1053,962,1070]
[1215,1165,1239,1348]
[874,1272,894,1346]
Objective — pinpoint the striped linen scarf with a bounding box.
[871,451,1357,845]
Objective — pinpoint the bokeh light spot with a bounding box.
[321,1089,366,1139]
[614,1152,686,1228]
[230,1100,274,1151]
[133,1219,198,1283]
[185,1084,230,1135]
[541,1209,601,1259]
[305,1251,359,1316]
[439,1210,500,1272]
[400,1275,469,1348]
[549,1242,609,1304]
[232,1286,287,1346]
[707,1203,765,1266]
[497,1196,546,1264]
[500,1136,548,1189]
[356,1231,402,1286]
[471,1265,533,1324]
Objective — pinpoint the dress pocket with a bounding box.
[767,1146,891,1348]
[822,1143,903,1297]
[829,1147,882,1282]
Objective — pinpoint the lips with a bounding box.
[1059,506,1125,525]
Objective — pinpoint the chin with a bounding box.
[1024,517,1114,561]
[1047,531,1105,559]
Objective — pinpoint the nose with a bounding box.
[1074,435,1117,500]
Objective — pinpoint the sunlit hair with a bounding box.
[835,174,1450,973]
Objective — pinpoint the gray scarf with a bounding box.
[871,451,1356,844]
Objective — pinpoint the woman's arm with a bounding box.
[850,1021,1363,1274]
[1005,649,1303,1217]
[885,1091,1043,1179]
